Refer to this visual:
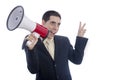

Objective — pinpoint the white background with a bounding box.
[0,0,120,80]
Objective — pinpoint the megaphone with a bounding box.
[6,5,49,39]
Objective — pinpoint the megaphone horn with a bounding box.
[6,5,49,38]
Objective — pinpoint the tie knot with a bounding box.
[46,40,50,45]
[46,38,53,43]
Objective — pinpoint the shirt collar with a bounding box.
[43,37,54,43]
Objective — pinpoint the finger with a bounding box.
[79,22,85,28]
[81,23,86,30]
[82,23,86,28]
[83,29,86,33]
[26,34,34,42]
[79,22,82,29]
[80,22,81,27]
[79,22,86,32]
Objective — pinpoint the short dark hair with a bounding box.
[42,10,61,22]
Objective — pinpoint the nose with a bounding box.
[53,26,58,31]
[53,23,59,28]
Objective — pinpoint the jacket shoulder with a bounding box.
[55,35,68,40]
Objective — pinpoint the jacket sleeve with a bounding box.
[68,36,88,64]
[22,38,40,74]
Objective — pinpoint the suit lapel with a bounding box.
[38,39,53,60]
[54,36,59,61]
[39,36,60,61]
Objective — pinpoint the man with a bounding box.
[22,10,88,80]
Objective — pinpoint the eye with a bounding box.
[58,23,61,26]
[51,21,56,24]
[50,21,56,26]
[50,21,61,27]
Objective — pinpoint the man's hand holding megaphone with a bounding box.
[25,33,39,50]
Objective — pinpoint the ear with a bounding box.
[42,20,45,25]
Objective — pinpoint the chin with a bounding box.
[47,33,55,39]
[48,36,54,39]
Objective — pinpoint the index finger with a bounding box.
[79,22,86,30]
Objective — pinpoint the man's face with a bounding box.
[42,16,61,39]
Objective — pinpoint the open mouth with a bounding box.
[49,30,56,34]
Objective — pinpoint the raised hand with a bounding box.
[77,22,86,37]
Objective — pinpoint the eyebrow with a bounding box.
[50,21,61,25]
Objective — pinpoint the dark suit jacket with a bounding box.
[22,35,88,80]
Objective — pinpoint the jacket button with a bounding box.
[54,64,56,67]
[57,75,59,79]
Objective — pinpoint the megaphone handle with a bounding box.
[26,32,40,46]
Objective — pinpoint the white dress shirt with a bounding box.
[43,38,55,60]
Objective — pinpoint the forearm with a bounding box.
[75,36,88,51]
[69,37,88,64]
[24,46,39,74]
